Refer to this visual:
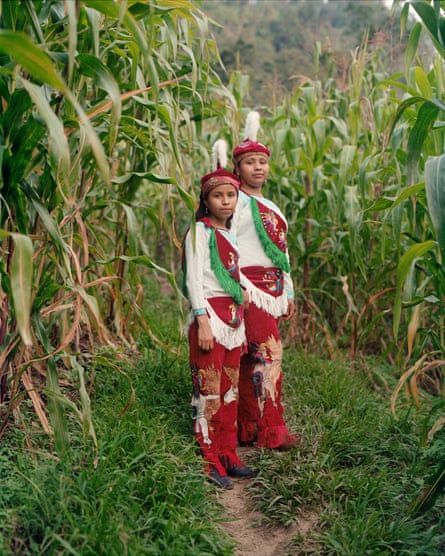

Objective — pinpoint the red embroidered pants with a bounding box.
[238,302,290,448]
[189,322,242,475]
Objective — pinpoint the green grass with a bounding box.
[1,282,445,554]
[0,343,234,555]
[246,351,445,555]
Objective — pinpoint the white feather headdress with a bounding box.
[244,111,261,141]
[212,138,228,169]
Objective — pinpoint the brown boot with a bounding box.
[275,434,301,451]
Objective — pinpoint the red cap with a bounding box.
[200,167,240,196]
[232,138,270,161]
[201,139,239,195]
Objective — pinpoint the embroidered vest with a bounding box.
[182,219,244,307]
[250,196,290,273]
[201,217,244,306]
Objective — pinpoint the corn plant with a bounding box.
[204,0,445,515]
[239,40,406,362]
[373,0,445,514]
[0,0,230,458]
[381,0,445,399]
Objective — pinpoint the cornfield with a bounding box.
[1,0,445,458]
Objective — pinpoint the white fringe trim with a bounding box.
[245,281,288,317]
[185,303,246,351]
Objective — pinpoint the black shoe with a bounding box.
[209,468,234,489]
[227,464,257,479]
[238,440,255,447]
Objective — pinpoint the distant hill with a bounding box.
[198,0,406,106]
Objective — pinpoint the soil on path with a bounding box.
[218,447,318,556]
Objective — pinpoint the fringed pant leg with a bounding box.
[238,302,290,449]
[189,322,242,474]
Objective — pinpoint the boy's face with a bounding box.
[237,154,269,193]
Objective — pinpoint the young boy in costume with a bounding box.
[232,112,300,451]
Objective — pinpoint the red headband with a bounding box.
[233,138,270,162]
[200,167,240,196]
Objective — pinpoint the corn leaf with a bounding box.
[20,77,71,191]
[0,30,67,92]
[407,100,439,183]
[425,154,445,265]
[10,233,33,346]
[393,240,436,338]
[46,358,71,462]
[77,54,122,151]
[411,1,445,59]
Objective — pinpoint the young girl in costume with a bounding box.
[232,111,300,451]
[183,139,255,489]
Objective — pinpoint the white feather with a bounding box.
[245,111,260,141]
[212,139,228,168]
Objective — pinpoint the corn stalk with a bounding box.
[0,0,230,458]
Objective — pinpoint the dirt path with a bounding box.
[218,448,318,556]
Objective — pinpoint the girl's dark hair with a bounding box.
[195,193,207,221]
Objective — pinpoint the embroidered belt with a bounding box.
[241,266,284,297]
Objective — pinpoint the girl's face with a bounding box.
[204,183,238,228]
[237,154,269,195]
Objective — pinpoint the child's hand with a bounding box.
[282,299,295,321]
[196,315,214,351]
[243,289,250,311]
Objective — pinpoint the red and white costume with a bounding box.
[184,219,246,476]
[232,190,295,448]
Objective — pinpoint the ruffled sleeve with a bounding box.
[183,223,208,313]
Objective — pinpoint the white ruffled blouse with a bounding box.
[232,190,294,318]
[183,221,245,350]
